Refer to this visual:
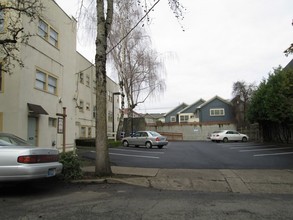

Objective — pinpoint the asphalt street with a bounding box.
[81,141,293,169]
[1,180,293,220]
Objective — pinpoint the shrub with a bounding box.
[59,151,83,181]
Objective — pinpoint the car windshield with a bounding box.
[0,133,31,146]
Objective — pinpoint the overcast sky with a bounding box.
[55,0,293,113]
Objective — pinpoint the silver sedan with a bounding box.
[122,131,168,149]
[0,132,63,182]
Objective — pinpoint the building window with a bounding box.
[79,72,84,84]
[49,28,58,47]
[170,116,176,122]
[48,75,57,94]
[80,127,86,138]
[0,63,3,92]
[210,108,225,116]
[108,110,113,121]
[86,74,90,87]
[180,115,189,122]
[88,127,92,137]
[35,69,58,95]
[0,9,4,33]
[38,18,58,47]
[93,106,96,118]
[86,103,90,111]
[79,100,84,112]
[35,70,46,90]
[49,117,57,127]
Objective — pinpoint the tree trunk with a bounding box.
[95,0,113,176]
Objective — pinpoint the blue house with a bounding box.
[178,99,206,123]
[164,103,188,123]
[196,96,234,123]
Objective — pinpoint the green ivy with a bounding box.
[59,151,83,181]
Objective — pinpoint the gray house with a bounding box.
[196,96,234,123]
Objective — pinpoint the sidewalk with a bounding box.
[80,166,293,194]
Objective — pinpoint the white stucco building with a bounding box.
[0,0,120,151]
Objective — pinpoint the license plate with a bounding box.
[48,168,56,177]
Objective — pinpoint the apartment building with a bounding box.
[0,0,120,151]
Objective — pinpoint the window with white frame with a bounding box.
[180,115,189,122]
[38,18,58,47]
[170,116,176,122]
[35,69,57,95]
[0,9,4,33]
[210,108,225,116]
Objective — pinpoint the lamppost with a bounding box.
[112,92,121,134]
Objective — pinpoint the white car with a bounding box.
[210,130,249,143]
[0,132,63,182]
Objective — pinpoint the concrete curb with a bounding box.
[77,166,293,194]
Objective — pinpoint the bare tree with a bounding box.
[109,0,166,116]
[78,0,185,176]
[0,0,43,73]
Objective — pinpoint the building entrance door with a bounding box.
[28,117,38,146]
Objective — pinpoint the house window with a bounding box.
[35,69,57,95]
[170,116,176,122]
[180,115,189,122]
[0,9,4,32]
[0,63,3,92]
[210,108,225,116]
[38,18,58,47]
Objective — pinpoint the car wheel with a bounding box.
[242,137,248,142]
[123,140,129,147]
[158,145,163,149]
[223,137,228,143]
[145,142,152,149]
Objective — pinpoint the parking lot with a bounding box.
[82,141,293,169]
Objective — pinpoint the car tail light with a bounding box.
[17,155,59,164]
[155,137,160,141]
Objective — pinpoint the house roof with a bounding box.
[197,95,232,109]
[178,99,206,113]
[143,113,165,119]
[164,103,188,116]
[284,58,293,71]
